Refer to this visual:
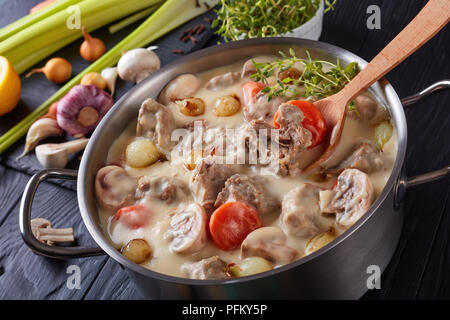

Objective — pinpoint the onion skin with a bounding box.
[57,85,113,137]
[26,57,72,84]
[80,28,106,62]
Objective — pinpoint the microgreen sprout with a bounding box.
[250,48,359,100]
[212,0,337,42]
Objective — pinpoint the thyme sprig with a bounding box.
[212,0,337,42]
[250,48,359,100]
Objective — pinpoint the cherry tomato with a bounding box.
[209,201,262,251]
[273,100,327,149]
[113,205,152,229]
[242,81,266,105]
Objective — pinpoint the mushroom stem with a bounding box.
[38,227,74,242]
[31,218,75,245]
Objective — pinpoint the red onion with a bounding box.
[57,85,113,137]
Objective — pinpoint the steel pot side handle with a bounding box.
[401,79,450,107]
[19,169,105,259]
[394,80,450,208]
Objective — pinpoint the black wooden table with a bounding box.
[0,0,449,300]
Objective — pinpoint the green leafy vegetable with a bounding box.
[212,0,337,42]
[250,48,359,100]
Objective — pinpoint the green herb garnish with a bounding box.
[251,48,359,100]
[212,0,337,42]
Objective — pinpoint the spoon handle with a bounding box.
[338,0,450,103]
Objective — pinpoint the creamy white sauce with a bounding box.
[98,57,397,278]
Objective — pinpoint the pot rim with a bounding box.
[78,37,407,286]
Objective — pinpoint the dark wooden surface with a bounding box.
[0,0,449,300]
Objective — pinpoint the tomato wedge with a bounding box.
[113,205,152,229]
[273,100,327,149]
[209,201,262,251]
[242,81,266,105]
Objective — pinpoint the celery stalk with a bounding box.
[0,0,163,59]
[0,0,217,154]
[0,0,83,42]
[108,4,162,34]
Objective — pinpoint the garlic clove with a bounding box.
[17,118,63,160]
[35,138,89,168]
[101,67,118,96]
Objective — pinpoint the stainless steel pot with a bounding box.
[19,38,450,299]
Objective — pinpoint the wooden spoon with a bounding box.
[304,0,450,172]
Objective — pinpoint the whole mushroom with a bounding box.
[117,47,160,83]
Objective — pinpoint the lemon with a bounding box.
[0,56,21,116]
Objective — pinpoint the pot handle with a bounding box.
[394,80,450,208]
[20,169,105,259]
[401,79,450,107]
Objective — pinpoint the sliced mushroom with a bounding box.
[31,218,74,245]
[159,74,201,105]
[95,165,138,211]
[321,169,374,228]
[280,183,325,237]
[35,138,89,169]
[136,98,175,155]
[241,227,298,264]
[181,256,227,280]
[166,203,207,254]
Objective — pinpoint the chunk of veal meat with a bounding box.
[181,256,227,280]
[320,169,374,228]
[205,71,241,91]
[135,176,190,204]
[190,157,240,214]
[136,98,175,154]
[166,203,207,254]
[348,94,389,125]
[215,174,280,215]
[242,103,313,176]
[328,142,384,175]
[280,183,325,237]
[95,165,137,211]
[243,95,284,126]
[241,227,298,264]
[276,103,313,176]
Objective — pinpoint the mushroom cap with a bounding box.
[95,165,138,211]
[31,218,52,245]
[117,48,161,83]
[31,218,52,237]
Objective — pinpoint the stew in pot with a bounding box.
[95,53,397,279]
